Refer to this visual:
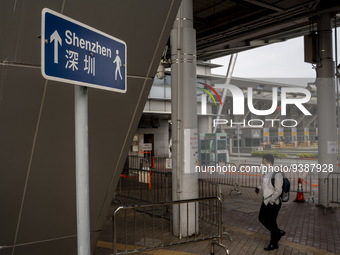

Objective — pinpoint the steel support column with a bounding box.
[316,13,337,207]
[170,0,198,237]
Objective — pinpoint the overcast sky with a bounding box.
[211,31,340,82]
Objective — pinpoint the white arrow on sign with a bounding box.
[50,30,62,64]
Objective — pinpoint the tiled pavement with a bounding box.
[220,186,340,255]
[95,187,340,255]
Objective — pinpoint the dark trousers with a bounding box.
[258,201,282,246]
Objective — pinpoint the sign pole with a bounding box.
[74,85,91,255]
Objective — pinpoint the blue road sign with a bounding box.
[41,8,127,93]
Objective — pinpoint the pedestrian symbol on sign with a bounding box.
[113,50,123,80]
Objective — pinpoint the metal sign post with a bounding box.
[74,85,90,255]
[41,8,127,255]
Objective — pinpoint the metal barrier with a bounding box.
[285,171,314,191]
[120,157,318,203]
[198,163,238,186]
[325,172,340,208]
[199,179,219,198]
[197,164,261,195]
[112,197,229,255]
[117,169,172,203]
[235,164,262,188]
[152,157,172,172]
[127,155,171,172]
[128,156,150,170]
[197,163,264,189]
[197,162,317,201]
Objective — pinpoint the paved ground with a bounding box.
[94,186,340,255]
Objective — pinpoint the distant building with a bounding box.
[130,62,318,157]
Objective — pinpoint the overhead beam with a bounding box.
[243,0,285,12]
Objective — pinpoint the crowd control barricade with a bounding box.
[275,158,317,193]
[276,164,316,203]
[128,156,149,171]
[151,157,172,172]
[197,163,260,196]
[197,161,317,202]
[237,160,317,201]
[119,157,317,204]
[127,156,171,173]
[199,179,220,198]
[325,172,340,209]
[285,171,314,191]
[112,197,229,255]
[237,164,262,188]
[197,163,238,186]
[197,163,261,190]
[117,168,172,203]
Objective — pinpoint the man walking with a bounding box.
[255,154,285,250]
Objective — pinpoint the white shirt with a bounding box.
[261,171,283,205]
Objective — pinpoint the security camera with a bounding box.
[156,63,165,79]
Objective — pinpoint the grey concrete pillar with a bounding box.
[170,0,199,237]
[316,13,337,207]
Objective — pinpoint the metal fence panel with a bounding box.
[112,197,229,255]
[326,172,340,208]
